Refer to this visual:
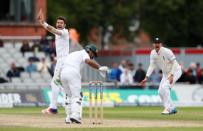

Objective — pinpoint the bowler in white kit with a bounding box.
[140,37,182,115]
[37,9,69,114]
[60,44,108,124]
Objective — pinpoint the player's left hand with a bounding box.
[168,74,174,84]
[99,66,109,72]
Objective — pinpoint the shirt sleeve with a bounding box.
[82,51,90,62]
[57,29,68,37]
[166,49,176,61]
[146,52,156,77]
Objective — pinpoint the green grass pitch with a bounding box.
[0,106,203,131]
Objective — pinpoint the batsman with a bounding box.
[60,44,108,124]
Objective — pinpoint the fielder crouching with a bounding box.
[140,37,182,115]
[60,44,108,124]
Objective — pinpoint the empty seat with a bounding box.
[11,78,22,83]
[41,73,52,79]
[1,63,10,70]
[5,58,15,64]
[35,78,45,83]
[23,78,34,83]
[24,52,34,59]
[1,53,11,59]
[12,52,23,59]
[7,48,19,54]
[4,43,14,49]
[0,48,7,54]
[0,58,4,63]
[36,52,46,59]
[14,42,23,50]
[21,72,31,78]
[43,79,51,83]
[17,58,28,67]
[27,85,39,89]
[15,85,27,89]
[30,72,42,79]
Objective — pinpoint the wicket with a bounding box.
[88,81,104,124]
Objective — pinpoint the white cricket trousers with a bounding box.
[60,67,82,119]
[158,68,182,110]
[49,58,64,109]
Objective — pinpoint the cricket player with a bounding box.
[140,37,182,115]
[37,9,69,114]
[60,44,108,124]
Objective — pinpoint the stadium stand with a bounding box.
[0,39,203,90]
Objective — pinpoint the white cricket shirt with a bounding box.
[62,50,90,70]
[146,47,181,76]
[55,28,69,59]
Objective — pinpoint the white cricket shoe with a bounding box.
[65,117,72,124]
[161,108,170,115]
[70,113,81,124]
[161,108,177,115]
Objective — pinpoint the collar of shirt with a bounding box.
[155,47,163,55]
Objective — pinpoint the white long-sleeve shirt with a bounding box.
[55,28,69,59]
[146,47,181,77]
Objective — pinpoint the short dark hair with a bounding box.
[56,16,67,24]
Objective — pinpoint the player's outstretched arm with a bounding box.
[85,59,109,71]
[140,56,156,86]
[85,59,108,78]
[85,59,100,70]
[37,9,62,36]
[140,76,148,86]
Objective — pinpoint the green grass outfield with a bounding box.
[0,106,203,131]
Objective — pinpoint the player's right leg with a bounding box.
[60,68,72,124]
[70,93,82,124]
[63,89,72,124]
[41,77,61,114]
[158,75,177,115]
[66,69,82,124]
[158,78,169,114]
[42,61,61,114]
[60,67,83,124]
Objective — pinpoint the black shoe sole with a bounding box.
[70,118,81,124]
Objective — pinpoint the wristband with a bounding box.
[43,22,49,28]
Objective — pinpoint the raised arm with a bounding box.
[37,9,62,35]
